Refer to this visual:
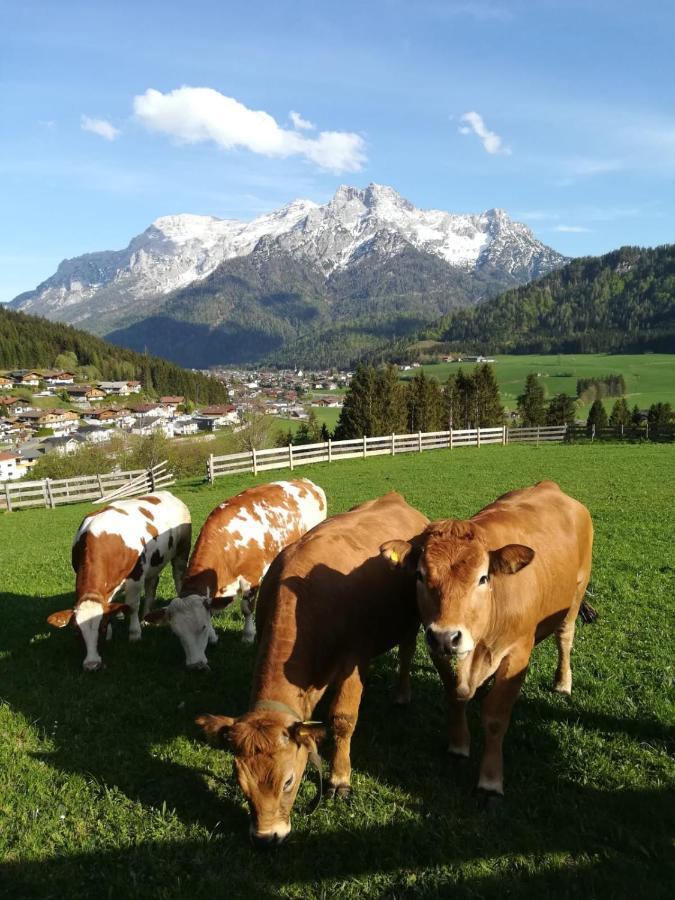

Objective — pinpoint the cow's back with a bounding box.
[254,493,429,684]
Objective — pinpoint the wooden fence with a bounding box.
[206,425,568,482]
[568,423,675,443]
[1,461,174,511]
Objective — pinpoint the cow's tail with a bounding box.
[578,599,598,624]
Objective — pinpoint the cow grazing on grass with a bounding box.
[145,479,327,670]
[196,492,429,847]
[381,480,594,801]
[47,491,191,671]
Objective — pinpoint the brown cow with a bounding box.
[196,492,429,847]
[381,480,594,800]
[144,479,327,668]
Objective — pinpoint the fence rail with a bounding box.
[207,425,568,483]
[1,462,174,511]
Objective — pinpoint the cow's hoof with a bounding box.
[475,787,503,814]
[327,783,352,801]
[447,749,470,762]
[553,682,572,696]
[241,634,255,645]
[83,661,104,672]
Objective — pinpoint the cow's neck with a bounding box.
[181,545,235,599]
[75,540,131,605]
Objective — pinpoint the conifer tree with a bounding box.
[517,374,546,426]
[587,399,608,429]
[375,364,407,434]
[608,398,631,427]
[405,371,443,432]
[334,364,379,439]
[547,393,577,426]
[473,364,504,426]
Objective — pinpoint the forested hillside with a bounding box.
[421,244,675,355]
[0,305,229,402]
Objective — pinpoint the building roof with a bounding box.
[0,450,20,461]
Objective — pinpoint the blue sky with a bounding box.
[2,0,674,301]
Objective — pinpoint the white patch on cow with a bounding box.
[478,773,504,794]
[75,600,104,670]
[164,595,212,669]
[219,579,240,597]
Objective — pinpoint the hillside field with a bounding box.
[403,353,675,417]
[1,443,673,898]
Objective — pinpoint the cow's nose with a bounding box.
[186,661,209,672]
[250,831,285,849]
[425,626,440,652]
[447,630,462,649]
[426,627,463,655]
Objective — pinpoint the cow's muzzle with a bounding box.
[426,626,472,659]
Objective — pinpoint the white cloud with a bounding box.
[289,110,315,131]
[554,225,592,233]
[133,87,366,173]
[459,111,510,155]
[81,115,120,141]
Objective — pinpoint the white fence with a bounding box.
[207,425,568,482]
[1,461,174,511]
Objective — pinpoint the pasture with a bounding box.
[1,443,673,898]
[406,353,675,417]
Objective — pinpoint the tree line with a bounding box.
[576,374,626,401]
[0,305,230,403]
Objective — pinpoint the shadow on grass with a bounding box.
[1,591,673,898]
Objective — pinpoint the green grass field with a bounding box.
[404,353,675,417]
[1,443,674,898]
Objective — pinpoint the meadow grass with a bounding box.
[1,443,673,898]
[406,353,675,416]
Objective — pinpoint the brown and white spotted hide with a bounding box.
[145,479,327,669]
[47,491,191,671]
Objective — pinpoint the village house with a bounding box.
[0,375,14,390]
[0,396,32,415]
[44,371,76,385]
[0,450,22,481]
[311,397,343,409]
[64,385,106,403]
[17,409,80,436]
[194,404,239,431]
[173,416,199,436]
[9,370,42,387]
[159,396,185,415]
[77,424,115,444]
[42,435,82,455]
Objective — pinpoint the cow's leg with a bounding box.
[327,663,365,798]
[432,655,471,758]
[240,589,257,644]
[143,573,160,618]
[394,624,418,705]
[477,643,531,797]
[171,542,188,595]
[125,580,143,642]
[554,609,577,695]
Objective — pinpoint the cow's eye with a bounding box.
[416,570,425,581]
[283,774,295,792]
[479,574,489,586]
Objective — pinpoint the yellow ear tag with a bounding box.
[390,550,399,563]
[301,720,322,726]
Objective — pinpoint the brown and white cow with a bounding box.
[196,492,429,847]
[145,479,327,669]
[381,480,594,800]
[47,491,191,671]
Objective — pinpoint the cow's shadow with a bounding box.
[1,590,673,898]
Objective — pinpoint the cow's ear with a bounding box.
[107,602,130,617]
[195,714,236,746]
[289,721,326,748]
[143,608,168,625]
[380,540,420,573]
[490,545,535,575]
[47,609,74,628]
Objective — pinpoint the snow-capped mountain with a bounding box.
[11,184,565,327]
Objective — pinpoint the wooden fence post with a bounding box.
[207,454,214,484]
[328,438,332,463]
[96,473,104,497]
[536,426,541,447]
[391,433,395,456]
[363,435,367,459]
[288,443,294,470]
[418,431,422,453]
[477,427,481,449]
[449,428,453,450]
[4,481,12,512]
[620,423,624,440]
[252,447,258,476]
[591,424,595,443]
[502,425,507,445]
[45,478,55,509]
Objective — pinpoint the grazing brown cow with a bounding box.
[47,491,191,671]
[196,492,429,847]
[145,479,326,669]
[381,480,594,800]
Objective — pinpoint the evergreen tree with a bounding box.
[587,399,608,430]
[631,404,643,426]
[608,398,631,427]
[546,393,577,426]
[647,402,673,428]
[455,368,476,428]
[374,364,407,434]
[443,374,459,429]
[473,364,504,426]
[334,364,379,439]
[517,374,546,426]
[405,371,443,432]
[320,422,332,442]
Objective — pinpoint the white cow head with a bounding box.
[144,594,228,669]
